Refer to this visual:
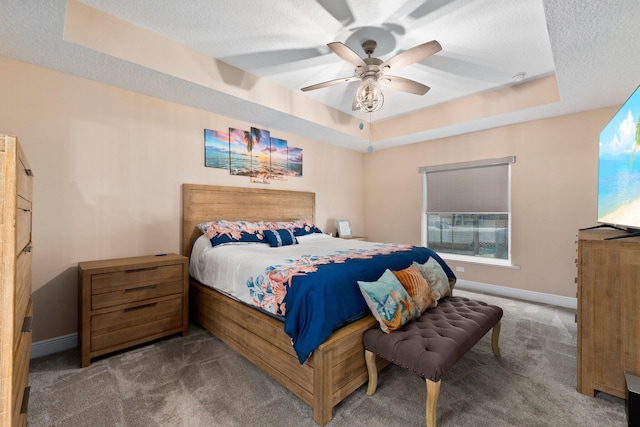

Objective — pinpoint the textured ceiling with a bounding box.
[1,0,640,152]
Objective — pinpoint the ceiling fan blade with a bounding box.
[380,75,430,95]
[301,76,358,92]
[327,42,367,68]
[380,40,442,72]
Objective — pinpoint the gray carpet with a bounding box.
[28,290,626,426]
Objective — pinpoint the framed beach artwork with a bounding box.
[270,137,289,180]
[204,127,302,182]
[287,146,303,177]
[228,127,253,176]
[204,129,230,170]
[250,127,272,183]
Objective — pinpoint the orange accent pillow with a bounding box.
[392,265,436,313]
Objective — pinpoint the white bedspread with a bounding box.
[189,233,375,311]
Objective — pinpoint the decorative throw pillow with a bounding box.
[264,229,298,247]
[392,265,436,313]
[413,258,451,300]
[357,269,421,333]
[449,277,457,292]
[264,219,322,236]
[294,224,322,237]
[288,219,323,236]
[197,220,267,247]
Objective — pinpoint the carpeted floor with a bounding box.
[28,290,626,426]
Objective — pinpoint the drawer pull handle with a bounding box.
[124,284,158,292]
[22,245,32,253]
[124,302,157,312]
[21,316,33,333]
[20,386,30,414]
[124,266,159,273]
[20,208,31,212]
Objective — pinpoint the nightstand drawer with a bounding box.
[92,279,183,310]
[91,263,183,295]
[91,295,183,352]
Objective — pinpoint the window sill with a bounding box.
[439,253,520,269]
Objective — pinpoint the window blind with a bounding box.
[419,156,515,213]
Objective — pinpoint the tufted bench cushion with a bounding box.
[363,296,503,427]
[363,296,503,382]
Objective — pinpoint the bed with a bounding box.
[181,184,453,424]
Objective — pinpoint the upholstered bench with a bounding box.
[363,296,503,427]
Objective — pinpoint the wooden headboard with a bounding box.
[181,184,316,257]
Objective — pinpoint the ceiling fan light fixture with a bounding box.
[356,78,384,113]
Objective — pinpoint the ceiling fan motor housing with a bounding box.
[362,40,377,56]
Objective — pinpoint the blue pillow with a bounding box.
[210,231,263,247]
[264,229,298,247]
[292,223,323,237]
[270,219,323,237]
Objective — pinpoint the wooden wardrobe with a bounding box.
[1,134,33,426]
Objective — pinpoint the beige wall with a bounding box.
[0,53,618,342]
[364,107,616,298]
[0,56,365,342]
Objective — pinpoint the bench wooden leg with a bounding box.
[426,378,441,427]
[491,320,502,357]
[365,350,378,395]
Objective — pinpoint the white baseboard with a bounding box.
[31,333,77,360]
[455,279,577,310]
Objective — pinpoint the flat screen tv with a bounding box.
[597,84,640,239]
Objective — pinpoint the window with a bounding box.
[419,156,515,265]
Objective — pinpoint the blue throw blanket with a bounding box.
[282,246,455,363]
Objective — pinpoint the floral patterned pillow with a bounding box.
[268,219,322,236]
[197,220,268,247]
[196,219,322,247]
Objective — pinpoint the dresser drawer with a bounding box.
[91,263,183,295]
[90,295,183,352]
[12,302,32,424]
[16,148,33,203]
[92,279,183,310]
[16,196,32,256]
[14,250,32,345]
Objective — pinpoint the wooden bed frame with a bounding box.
[181,184,386,425]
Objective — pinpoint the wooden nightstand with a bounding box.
[78,253,189,367]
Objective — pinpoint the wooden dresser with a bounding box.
[78,253,189,367]
[1,134,34,427]
[577,228,640,398]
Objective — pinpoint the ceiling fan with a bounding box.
[301,39,442,113]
